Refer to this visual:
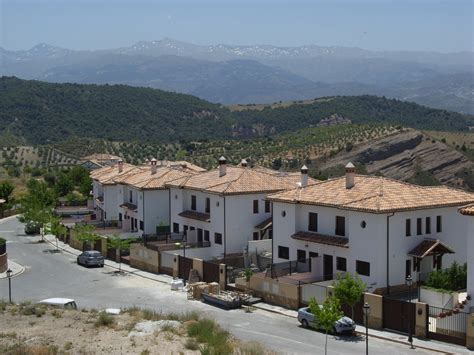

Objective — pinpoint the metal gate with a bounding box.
[427,306,468,346]
[383,296,415,333]
[203,261,220,283]
[341,300,364,324]
[107,248,117,261]
[178,255,193,280]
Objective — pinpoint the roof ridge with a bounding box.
[221,167,248,194]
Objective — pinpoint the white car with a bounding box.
[38,298,78,309]
[297,306,356,334]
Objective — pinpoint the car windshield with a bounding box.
[87,251,100,256]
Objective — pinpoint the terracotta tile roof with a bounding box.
[407,239,455,258]
[166,166,316,196]
[120,202,138,211]
[459,204,474,216]
[255,217,273,230]
[291,231,349,248]
[117,166,198,190]
[268,175,474,213]
[91,163,141,185]
[178,210,211,222]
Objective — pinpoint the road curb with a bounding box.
[43,236,172,286]
[0,215,19,225]
[0,260,25,280]
[354,330,455,354]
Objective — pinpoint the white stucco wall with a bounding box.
[272,201,469,292]
[169,188,274,257]
[103,185,120,221]
[465,215,474,299]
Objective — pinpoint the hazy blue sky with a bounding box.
[1,0,472,52]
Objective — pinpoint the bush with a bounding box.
[425,262,467,292]
[187,318,233,354]
[184,338,199,350]
[95,312,115,328]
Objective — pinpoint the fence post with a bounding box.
[414,302,428,338]
[467,313,474,350]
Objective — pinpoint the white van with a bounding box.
[38,298,78,309]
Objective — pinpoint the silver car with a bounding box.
[77,250,105,268]
[298,306,356,334]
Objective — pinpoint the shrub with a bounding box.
[425,262,467,292]
[184,338,199,350]
[95,312,115,328]
[187,318,233,354]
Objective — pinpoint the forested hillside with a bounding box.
[0,77,472,145]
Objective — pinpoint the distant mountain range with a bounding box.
[1,39,473,113]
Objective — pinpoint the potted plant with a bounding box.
[439,312,446,318]
[453,308,460,314]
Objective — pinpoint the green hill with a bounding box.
[0,77,472,145]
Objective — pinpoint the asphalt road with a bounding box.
[0,217,445,354]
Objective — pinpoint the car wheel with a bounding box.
[100,264,104,268]
[301,319,309,328]
[332,326,337,335]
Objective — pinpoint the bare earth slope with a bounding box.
[323,129,474,188]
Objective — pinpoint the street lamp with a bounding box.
[406,274,414,349]
[362,302,371,355]
[6,268,12,303]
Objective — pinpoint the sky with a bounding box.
[1,0,473,53]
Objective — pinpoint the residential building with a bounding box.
[166,157,316,258]
[459,204,474,303]
[80,153,123,170]
[113,159,204,235]
[90,160,141,222]
[268,162,474,294]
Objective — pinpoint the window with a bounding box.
[405,259,412,279]
[335,216,345,236]
[436,216,442,233]
[197,228,203,242]
[297,249,306,263]
[139,220,144,231]
[183,225,188,235]
[190,226,195,231]
[204,230,210,242]
[356,260,370,276]
[265,200,271,213]
[253,232,259,240]
[253,200,259,214]
[278,246,289,260]
[417,218,422,235]
[129,190,133,203]
[118,213,122,222]
[309,252,319,258]
[308,213,318,232]
[425,217,431,234]
[405,219,411,237]
[191,195,196,211]
[205,198,210,213]
[214,233,222,245]
[173,223,179,233]
[336,257,347,271]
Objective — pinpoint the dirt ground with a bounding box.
[0,303,201,354]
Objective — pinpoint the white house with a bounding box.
[165,157,316,258]
[459,204,474,304]
[113,159,205,236]
[268,163,474,294]
[90,160,141,222]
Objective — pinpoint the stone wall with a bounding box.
[129,244,160,274]
[364,293,383,329]
[467,313,474,350]
[247,274,299,309]
[0,252,7,273]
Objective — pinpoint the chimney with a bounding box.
[345,162,355,189]
[218,156,227,177]
[118,159,123,173]
[300,165,308,187]
[150,158,157,174]
[144,158,150,165]
[241,159,248,168]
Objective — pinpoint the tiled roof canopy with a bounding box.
[116,166,197,190]
[91,163,141,185]
[459,204,474,216]
[268,175,474,213]
[178,210,211,222]
[407,239,455,258]
[166,166,315,196]
[291,231,349,248]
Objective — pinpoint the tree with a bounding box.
[74,224,100,251]
[0,181,14,204]
[18,179,56,241]
[107,234,133,272]
[309,297,344,355]
[47,215,67,251]
[55,172,74,196]
[333,272,366,319]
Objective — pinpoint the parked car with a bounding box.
[77,250,105,267]
[24,221,41,235]
[38,298,77,309]
[297,306,356,334]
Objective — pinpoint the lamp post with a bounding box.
[6,268,12,303]
[362,302,371,355]
[406,275,414,349]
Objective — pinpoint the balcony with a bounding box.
[178,210,210,222]
[120,202,138,212]
[291,231,349,248]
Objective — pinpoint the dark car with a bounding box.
[77,250,105,267]
[24,221,41,235]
